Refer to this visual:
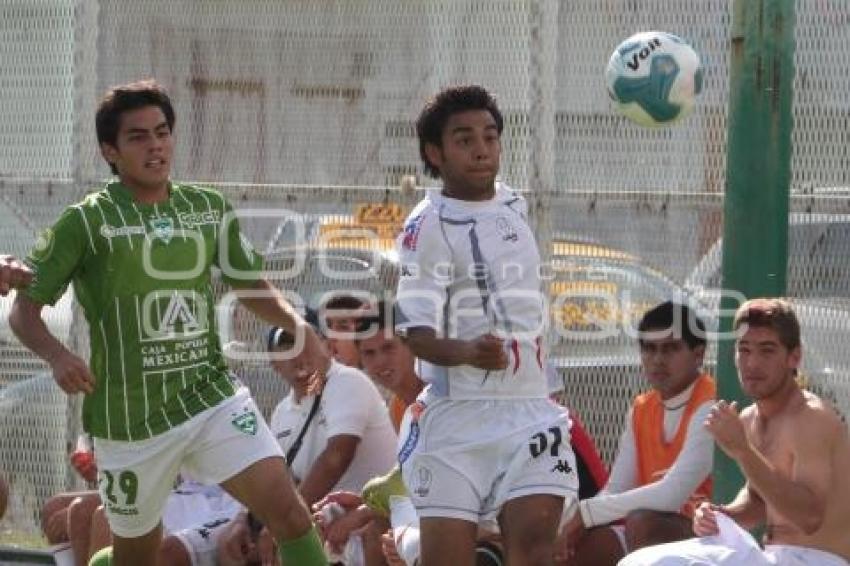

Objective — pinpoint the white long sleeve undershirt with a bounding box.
[578,381,714,528]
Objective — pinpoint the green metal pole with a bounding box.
[714,0,795,504]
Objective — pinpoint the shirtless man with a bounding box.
[620,298,850,565]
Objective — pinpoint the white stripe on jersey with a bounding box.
[174,190,196,244]
[205,362,230,400]
[175,390,192,423]
[142,372,152,438]
[190,378,212,411]
[115,300,132,441]
[214,191,229,241]
[92,200,114,253]
[133,298,154,438]
[103,192,135,250]
[130,201,145,227]
[175,189,196,213]
[197,190,217,240]
[160,402,174,430]
[74,205,97,254]
[134,295,143,342]
[98,320,112,439]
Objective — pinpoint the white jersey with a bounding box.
[270,361,398,493]
[395,183,548,399]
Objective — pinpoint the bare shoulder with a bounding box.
[794,390,846,444]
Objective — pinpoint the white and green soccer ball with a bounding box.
[605,31,703,127]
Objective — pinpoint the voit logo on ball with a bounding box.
[605,31,703,128]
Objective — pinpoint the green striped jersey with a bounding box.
[25,181,262,441]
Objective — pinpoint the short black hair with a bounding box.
[638,301,707,349]
[96,79,176,175]
[416,85,504,178]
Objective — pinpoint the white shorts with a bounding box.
[94,388,281,538]
[171,516,237,566]
[397,395,577,523]
[618,513,849,566]
[163,483,242,566]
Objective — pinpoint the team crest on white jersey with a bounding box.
[496,216,518,242]
[150,217,174,243]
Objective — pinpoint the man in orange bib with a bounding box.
[557,301,715,566]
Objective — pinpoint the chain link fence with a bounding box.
[1,0,848,547]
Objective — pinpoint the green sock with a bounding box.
[88,546,112,566]
[361,465,408,517]
[277,524,328,566]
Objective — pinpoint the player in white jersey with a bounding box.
[394,85,577,566]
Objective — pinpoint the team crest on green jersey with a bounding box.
[150,217,174,243]
[231,409,258,436]
[32,228,54,259]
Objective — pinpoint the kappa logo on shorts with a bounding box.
[231,409,258,436]
[197,518,230,540]
[551,459,573,475]
[413,466,433,498]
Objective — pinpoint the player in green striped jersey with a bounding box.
[9,80,328,566]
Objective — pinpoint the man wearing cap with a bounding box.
[266,317,398,504]
[218,317,397,564]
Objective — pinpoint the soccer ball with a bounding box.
[605,31,703,127]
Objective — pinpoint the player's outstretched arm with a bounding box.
[237,278,330,379]
[237,278,306,333]
[9,293,94,394]
[403,327,508,371]
[0,254,33,296]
